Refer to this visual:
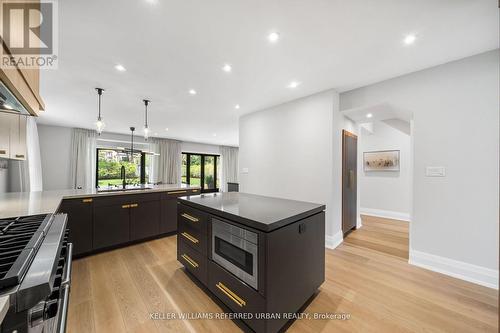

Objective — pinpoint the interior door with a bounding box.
[342,130,358,235]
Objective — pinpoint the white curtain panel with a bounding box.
[8,116,43,192]
[69,128,97,189]
[150,138,181,184]
[220,146,238,192]
[27,117,43,191]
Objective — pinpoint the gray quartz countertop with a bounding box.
[0,184,200,219]
[178,192,325,232]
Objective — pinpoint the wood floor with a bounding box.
[67,216,498,333]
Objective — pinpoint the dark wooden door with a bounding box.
[342,130,358,235]
[130,200,160,241]
[93,204,130,249]
[58,198,93,256]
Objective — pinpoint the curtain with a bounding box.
[69,128,97,189]
[8,117,43,192]
[149,138,181,184]
[220,146,238,192]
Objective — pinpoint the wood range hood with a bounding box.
[0,0,45,116]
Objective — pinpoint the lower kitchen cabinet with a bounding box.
[130,200,160,241]
[58,197,93,256]
[93,203,131,250]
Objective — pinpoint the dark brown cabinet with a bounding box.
[58,189,199,257]
[130,200,160,241]
[58,198,93,256]
[93,203,130,250]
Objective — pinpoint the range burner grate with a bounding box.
[0,214,51,290]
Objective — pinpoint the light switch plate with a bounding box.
[242,168,249,174]
[426,166,446,177]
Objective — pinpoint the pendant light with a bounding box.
[143,99,151,140]
[95,88,105,135]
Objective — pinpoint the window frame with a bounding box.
[182,152,220,193]
[95,148,147,188]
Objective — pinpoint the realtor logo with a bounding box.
[0,0,58,69]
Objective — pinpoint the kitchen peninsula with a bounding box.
[0,184,200,256]
[177,192,326,333]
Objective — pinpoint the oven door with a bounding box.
[212,219,258,290]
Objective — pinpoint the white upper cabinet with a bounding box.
[0,112,27,160]
[0,113,10,158]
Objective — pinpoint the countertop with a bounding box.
[179,192,325,232]
[0,184,199,219]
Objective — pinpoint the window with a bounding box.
[182,152,220,193]
[96,148,151,188]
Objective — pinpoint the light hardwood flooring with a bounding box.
[67,215,498,333]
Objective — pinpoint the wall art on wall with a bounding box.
[363,150,400,171]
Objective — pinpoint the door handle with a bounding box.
[181,232,199,244]
[216,282,246,307]
[15,154,24,158]
[181,254,199,268]
[0,149,6,155]
[181,213,199,222]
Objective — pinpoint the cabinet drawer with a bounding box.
[178,238,207,285]
[208,261,266,332]
[178,204,208,235]
[178,222,207,256]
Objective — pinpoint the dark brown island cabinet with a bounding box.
[57,188,199,257]
[176,192,326,333]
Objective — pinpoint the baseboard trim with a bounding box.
[409,249,498,290]
[325,230,343,249]
[360,207,410,222]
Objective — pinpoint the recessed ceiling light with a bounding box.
[189,89,197,95]
[3,104,13,109]
[268,32,280,43]
[213,133,217,137]
[366,113,373,118]
[288,81,300,89]
[145,0,159,4]
[154,132,158,136]
[235,104,240,109]
[222,64,232,72]
[403,34,416,45]
[165,127,169,131]
[114,64,126,72]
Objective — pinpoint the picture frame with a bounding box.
[363,150,400,172]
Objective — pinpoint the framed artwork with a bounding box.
[363,150,400,171]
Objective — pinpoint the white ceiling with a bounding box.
[38,0,499,146]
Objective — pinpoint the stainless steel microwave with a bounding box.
[211,218,258,290]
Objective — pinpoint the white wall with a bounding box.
[37,124,73,190]
[0,159,7,193]
[181,141,221,155]
[239,89,353,246]
[340,50,499,287]
[359,121,411,219]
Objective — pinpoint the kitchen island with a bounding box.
[177,192,326,333]
[0,184,200,256]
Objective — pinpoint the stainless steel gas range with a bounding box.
[0,213,72,333]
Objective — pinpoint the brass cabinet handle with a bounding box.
[216,282,246,307]
[82,198,93,203]
[168,190,187,195]
[192,189,199,193]
[0,150,6,155]
[122,204,130,209]
[15,154,24,158]
[181,254,199,268]
[130,203,139,208]
[181,213,199,222]
[181,232,199,244]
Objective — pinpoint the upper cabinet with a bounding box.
[0,112,27,160]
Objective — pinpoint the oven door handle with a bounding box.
[57,284,70,333]
[61,243,73,287]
